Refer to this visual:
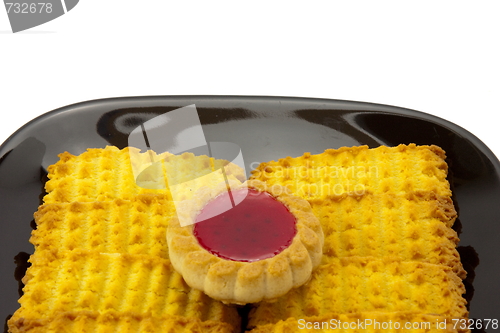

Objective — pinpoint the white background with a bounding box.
[1,1,499,160]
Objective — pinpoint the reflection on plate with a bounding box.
[1,96,499,330]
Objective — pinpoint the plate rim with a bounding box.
[1,95,499,171]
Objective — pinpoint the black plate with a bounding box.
[1,96,499,330]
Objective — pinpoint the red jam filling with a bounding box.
[193,188,297,262]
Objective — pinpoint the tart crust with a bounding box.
[167,179,324,304]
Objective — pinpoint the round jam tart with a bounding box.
[167,180,324,304]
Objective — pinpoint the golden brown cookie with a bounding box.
[167,179,324,304]
[247,144,468,332]
[9,146,242,333]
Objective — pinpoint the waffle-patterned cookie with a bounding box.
[44,146,245,204]
[12,250,239,331]
[248,144,468,332]
[251,145,452,199]
[248,257,467,328]
[316,193,464,277]
[30,195,174,258]
[8,146,242,333]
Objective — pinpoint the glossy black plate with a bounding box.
[1,96,499,331]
